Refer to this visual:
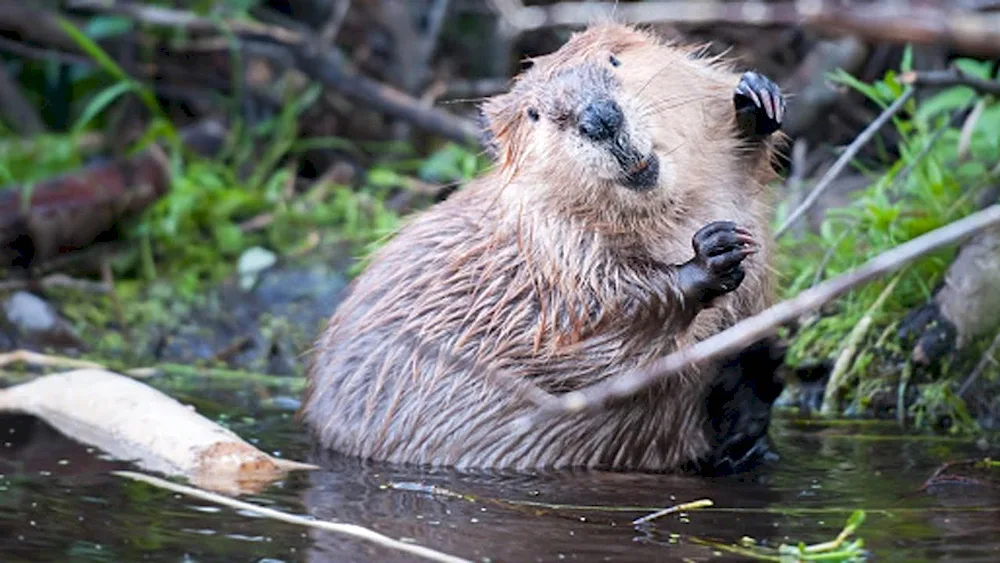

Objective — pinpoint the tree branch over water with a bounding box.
[528,204,1000,418]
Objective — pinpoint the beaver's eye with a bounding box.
[526,108,540,121]
[609,55,621,67]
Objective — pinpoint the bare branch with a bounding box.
[45,1,483,146]
[528,204,1000,418]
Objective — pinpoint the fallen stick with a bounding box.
[528,204,1000,417]
[114,470,472,563]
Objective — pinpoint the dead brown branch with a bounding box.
[528,204,1000,418]
[62,0,482,146]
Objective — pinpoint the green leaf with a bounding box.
[845,509,866,531]
[71,81,135,135]
[84,15,134,40]
[900,45,914,73]
[953,58,995,79]
[828,68,885,106]
[914,87,975,125]
[56,16,174,143]
[213,224,244,254]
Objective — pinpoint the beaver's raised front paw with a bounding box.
[734,70,784,138]
[678,221,757,304]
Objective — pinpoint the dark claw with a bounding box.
[734,70,784,138]
[679,221,757,305]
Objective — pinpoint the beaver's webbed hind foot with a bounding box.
[734,71,784,138]
[687,335,787,476]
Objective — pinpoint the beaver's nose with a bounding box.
[578,99,624,142]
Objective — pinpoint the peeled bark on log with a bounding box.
[0,369,317,495]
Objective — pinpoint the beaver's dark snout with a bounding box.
[578,98,624,142]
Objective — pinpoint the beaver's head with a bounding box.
[480,23,739,213]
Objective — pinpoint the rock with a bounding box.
[2,291,84,350]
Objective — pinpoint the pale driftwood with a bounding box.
[528,204,1000,418]
[114,470,473,563]
[0,369,317,495]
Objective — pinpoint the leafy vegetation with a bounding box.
[775,48,1000,432]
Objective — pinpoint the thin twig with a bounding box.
[957,330,1000,398]
[113,470,473,563]
[527,204,1000,418]
[632,498,714,525]
[774,87,915,239]
[319,0,351,45]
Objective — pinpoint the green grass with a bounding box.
[775,49,1000,431]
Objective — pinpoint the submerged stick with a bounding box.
[530,204,1000,417]
[114,471,473,563]
[632,498,714,525]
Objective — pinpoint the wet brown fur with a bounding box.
[300,22,784,472]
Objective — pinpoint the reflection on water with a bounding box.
[1,409,998,562]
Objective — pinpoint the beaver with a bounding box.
[300,22,787,474]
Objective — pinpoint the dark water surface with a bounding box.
[1,392,998,563]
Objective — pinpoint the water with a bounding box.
[1,399,998,563]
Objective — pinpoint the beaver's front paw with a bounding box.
[678,221,757,304]
[734,71,784,138]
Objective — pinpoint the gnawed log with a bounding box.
[0,368,317,495]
